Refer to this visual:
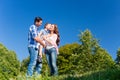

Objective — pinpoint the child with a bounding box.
[38,23,51,58]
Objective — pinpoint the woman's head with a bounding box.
[50,24,60,46]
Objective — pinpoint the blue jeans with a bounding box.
[27,47,42,76]
[45,47,58,76]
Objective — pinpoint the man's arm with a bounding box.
[34,36,46,47]
[30,26,46,47]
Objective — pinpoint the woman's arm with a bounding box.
[43,34,57,46]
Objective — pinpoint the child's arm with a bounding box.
[38,30,43,38]
[39,45,43,58]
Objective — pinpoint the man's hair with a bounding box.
[34,17,42,24]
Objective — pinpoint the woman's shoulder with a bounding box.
[29,25,36,30]
[53,34,57,37]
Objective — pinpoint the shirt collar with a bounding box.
[34,24,39,30]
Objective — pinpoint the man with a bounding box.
[27,17,45,78]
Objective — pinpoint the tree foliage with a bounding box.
[57,29,115,74]
[0,43,20,80]
[57,43,80,74]
[116,48,120,65]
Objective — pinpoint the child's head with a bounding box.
[44,23,51,30]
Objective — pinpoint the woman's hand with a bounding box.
[43,35,50,40]
[43,35,47,40]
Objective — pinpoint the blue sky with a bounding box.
[0,0,120,61]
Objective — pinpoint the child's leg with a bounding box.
[39,45,43,58]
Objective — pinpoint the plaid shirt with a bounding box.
[28,25,39,49]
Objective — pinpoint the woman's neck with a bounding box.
[50,31,54,34]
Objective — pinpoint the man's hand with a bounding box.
[34,36,46,47]
[43,35,47,40]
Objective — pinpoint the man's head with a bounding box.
[44,23,51,30]
[34,17,42,27]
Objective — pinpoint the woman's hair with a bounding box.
[53,24,60,46]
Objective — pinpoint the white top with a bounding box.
[45,34,57,49]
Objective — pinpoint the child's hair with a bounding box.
[44,23,50,29]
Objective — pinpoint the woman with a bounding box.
[43,24,60,76]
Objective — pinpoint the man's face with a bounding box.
[36,21,42,27]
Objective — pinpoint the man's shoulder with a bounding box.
[29,25,36,30]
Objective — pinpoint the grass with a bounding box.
[11,68,120,80]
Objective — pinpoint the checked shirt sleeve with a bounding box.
[30,25,38,39]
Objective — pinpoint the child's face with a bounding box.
[46,24,51,30]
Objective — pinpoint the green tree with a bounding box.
[93,47,115,70]
[77,29,114,72]
[57,43,80,74]
[20,57,30,74]
[0,43,20,80]
[57,29,114,75]
[77,30,98,72]
[116,48,120,65]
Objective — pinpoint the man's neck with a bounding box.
[34,24,39,27]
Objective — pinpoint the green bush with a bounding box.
[0,43,20,80]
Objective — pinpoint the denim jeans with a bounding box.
[45,47,58,76]
[27,47,42,76]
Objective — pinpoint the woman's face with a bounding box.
[49,25,55,31]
